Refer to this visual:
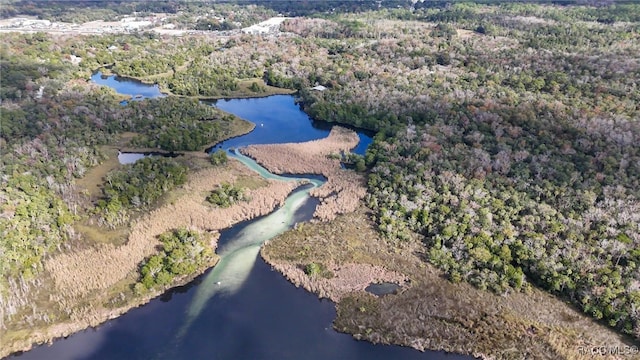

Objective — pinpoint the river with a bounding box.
[9,74,469,360]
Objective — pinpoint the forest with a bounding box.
[305,4,640,339]
[96,157,187,228]
[302,5,640,338]
[365,102,639,333]
[1,0,639,356]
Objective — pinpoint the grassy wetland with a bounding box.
[263,206,636,359]
[240,126,367,221]
[0,27,291,355]
[0,106,298,355]
[2,1,640,359]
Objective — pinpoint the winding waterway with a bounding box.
[10,74,470,360]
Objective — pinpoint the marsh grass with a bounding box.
[44,159,298,299]
[263,206,635,360]
[74,132,144,199]
[234,174,270,190]
[242,126,367,221]
[74,146,120,200]
[74,221,130,247]
[2,155,298,357]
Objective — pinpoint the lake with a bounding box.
[91,72,166,100]
[212,96,373,156]
[8,73,471,360]
[91,72,372,155]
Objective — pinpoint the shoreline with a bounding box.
[1,128,357,358]
[260,206,637,360]
[4,98,631,360]
[1,158,300,358]
[94,67,296,101]
[115,117,255,156]
[5,261,216,357]
[239,126,367,221]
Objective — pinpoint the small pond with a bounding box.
[117,151,178,165]
[365,282,402,296]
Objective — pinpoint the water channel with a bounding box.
[10,74,470,360]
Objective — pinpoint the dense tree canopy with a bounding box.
[96,157,187,228]
[366,102,640,335]
[136,227,215,292]
[126,98,239,151]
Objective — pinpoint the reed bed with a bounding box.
[45,160,299,298]
[269,262,406,302]
[241,126,367,221]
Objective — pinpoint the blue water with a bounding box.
[90,72,371,155]
[91,72,166,100]
[12,258,459,360]
[213,96,331,148]
[117,152,179,165]
[117,152,146,164]
[7,72,475,360]
[211,96,373,155]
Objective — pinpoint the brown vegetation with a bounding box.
[45,159,299,299]
[268,261,406,302]
[241,126,367,221]
[262,206,634,360]
[5,4,639,357]
[1,157,300,358]
[2,120,352,357]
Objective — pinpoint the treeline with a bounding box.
[194,18,235,31]
[82,36,200,79]
[301,94,401,132]
[212,0,413,17]
[171,2,277,29]
[0,61,118,290]
[110,40,214,79]
[4,0,638,25]
[365,100,640,336]
[0,1,133,22]
[96,157,187,228]
[0,173,76,280]
[164,60,241,97]
[125,97,241,151]
[0,1,277,30]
